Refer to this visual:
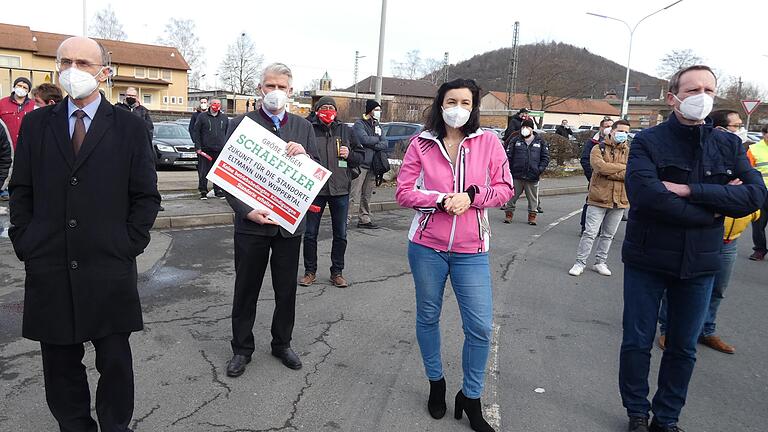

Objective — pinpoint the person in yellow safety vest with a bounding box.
[747,124,768,260]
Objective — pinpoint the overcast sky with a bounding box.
[5,0,767,95]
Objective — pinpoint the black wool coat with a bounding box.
[9,96,161,344]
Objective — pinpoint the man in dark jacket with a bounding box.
[191,98,229,199]
[9,36,160,432]
[189,97,208,135]
[502,118,549,225]
[115,86,154,140]
[0,120,11,199]
[619,65,766,432]
[502,108,529,142]
[224,63,319,379]
[350,99,387,229]
[555,119,575,138]
[299,96,363,288]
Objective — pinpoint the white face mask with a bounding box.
[200,103,208,110]
[520,127,532,137]
[372,110,382,121]
[59,67,102,100]
[262,89,288,112]
[733,127,748,143]
[14,87,28,98]
[673,93,714,121]
[602,127,612,137]
[442,106,471,129]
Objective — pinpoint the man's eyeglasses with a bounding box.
[727,124,743,129]
[56,58,104,70]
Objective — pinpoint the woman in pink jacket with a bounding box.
[396,78,514,432]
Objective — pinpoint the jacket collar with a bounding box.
[259,105,289,127]
[418,128,483,142]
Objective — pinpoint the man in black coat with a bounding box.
[191,98,229,199]
[299,96,363,289]
[224,63,319,378]
[8,36,160,432]
[350,99,387,229]
[115,86,153,140]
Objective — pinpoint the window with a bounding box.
[143,94,152,105]
[0,55,21,68]
[161,69,172,81]
[163,96,169,104]
[134,67,145,78]
[148,68,159,79]
[170,96,177,104]
[177,96,184,105]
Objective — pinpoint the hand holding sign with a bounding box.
[247,209,280,225]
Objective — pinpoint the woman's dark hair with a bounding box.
[424,78,482,139]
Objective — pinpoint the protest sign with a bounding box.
[207,117,331,233]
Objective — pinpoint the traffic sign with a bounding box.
[741,100,761,115]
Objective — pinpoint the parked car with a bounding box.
[153,122,198,168]
[174,118,191,129]
[747,131,762,144]
[577,125,600,131]
[481,127,505,140]
[380,122,423,157]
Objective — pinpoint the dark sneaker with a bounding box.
[357,222,380,229]
[649,420,685,432]
[749,250,766,261]
[200,192,208,200]
[330,273,349,288]
[298,272,316,287]
[628,416,649,432]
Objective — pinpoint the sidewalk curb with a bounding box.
[153,186,588,230]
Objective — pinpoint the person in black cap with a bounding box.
[299,96,363,288]
[350,99,387,228]
[502,107,529,144]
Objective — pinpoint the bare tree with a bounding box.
[657,49,704,78]
[89,5,127,41]
[391,50,424,80]
[157,18,206,88]
[303,79,321,92]
[720,76,766,101]
[422,58,445,85]
[218,33,263,94]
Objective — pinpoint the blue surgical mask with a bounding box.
[614,131,628,143]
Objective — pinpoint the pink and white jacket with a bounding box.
[396,129,514,253]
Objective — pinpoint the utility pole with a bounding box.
[354,51,366,99]
[505,21,520,111]
[737,76,743,99]
[374,0,387,103]
[82,0,87,36]
[443,52,449,83]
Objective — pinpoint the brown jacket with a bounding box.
[587,139,629,209]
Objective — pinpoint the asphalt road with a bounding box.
[1,194,766,431]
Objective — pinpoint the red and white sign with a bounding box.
[207,117,331,233]
[741,100,761,115]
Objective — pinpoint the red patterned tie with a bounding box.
[72,110,86,155]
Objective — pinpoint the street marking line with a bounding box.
[489,206,582,426]
[484,323,502,429]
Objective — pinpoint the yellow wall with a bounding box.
[0,48,188,111]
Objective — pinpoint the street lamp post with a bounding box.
[587,0,683,119]
[374,0,387,104]
[354,51,366,99]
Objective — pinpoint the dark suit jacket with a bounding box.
[9,96,161,344]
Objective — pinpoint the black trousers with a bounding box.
[40,333,134,432]
[197,150,223,194]
[752,199,768,252]
[231,232,301,356]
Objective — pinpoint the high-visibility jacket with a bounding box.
[747,139,768,177]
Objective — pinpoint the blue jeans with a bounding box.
[303,194,349,275]
[619,265,714,426]
[658,239,738,337]
[408,241,493,399]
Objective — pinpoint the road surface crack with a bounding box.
[131,404,160,430]
[200,349,232,398]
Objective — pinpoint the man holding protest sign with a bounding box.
[223,63,319,378]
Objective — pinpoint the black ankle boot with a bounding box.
[454,390,495,432]
[427,378,446,419]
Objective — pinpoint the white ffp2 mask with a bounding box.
[442,106,471,129]
[674,93,714,121]
[59,67,102,100]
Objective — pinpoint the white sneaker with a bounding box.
[568,263,585,276]
[592,263,612,276]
